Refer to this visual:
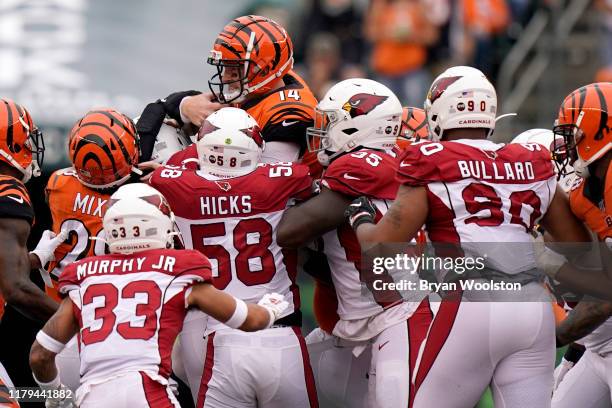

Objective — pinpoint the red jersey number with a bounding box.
[190,218,277,289]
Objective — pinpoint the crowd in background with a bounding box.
[241,0,612,105]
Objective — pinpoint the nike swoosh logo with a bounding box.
[7,195,24,204]
[378,340,390,350]
[399,162,412,167]
[282,120,299,127]
[343,174,361,180]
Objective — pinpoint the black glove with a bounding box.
[345,196,377,230]
[158,90,202,125]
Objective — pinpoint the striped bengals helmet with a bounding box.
[68,109,140,190]
[208,15,294,104]
[0,99,44,182]
[553,82,612,178]
[396,107,429,150]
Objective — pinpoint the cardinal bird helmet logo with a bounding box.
[342,94,388,118]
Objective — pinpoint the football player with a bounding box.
[148,107,318,408]
[29,183,288,408]
[0,98,53,408]
[149,15,321,175]
[277,79,434,408]
[395,106,429,152]
[543,82,612,408]
[43,108,140,392]
[346,67,591,407]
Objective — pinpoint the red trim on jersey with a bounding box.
[425,187,462,245]
[157,291,187,378]
[196,333,216,408]
[292,327,319,408]
[140,371,175,408]
[282,248,300,310]
[412,295,461,395]
[407,297,433,407]
[71,299,83,353]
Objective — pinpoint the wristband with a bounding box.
[36,330,66,354]
[225,298,248,329]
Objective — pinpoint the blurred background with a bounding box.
[0,0,609,406]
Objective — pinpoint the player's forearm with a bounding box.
[29,341,58,383]
[556,301,612,346]
[556,263,612,301]
[3,279,58,321]
[239,305,273,332]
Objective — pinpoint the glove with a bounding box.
[34,374,75,408]
[534,235,567,279]
[553,358,574,391]
[30,230,68,267]
[257,293,289,328]
[345,196,377,230]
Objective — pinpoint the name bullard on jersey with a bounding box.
[457,160,536,181]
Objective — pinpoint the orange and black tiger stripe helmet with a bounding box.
[0,99,44,182]
[553,82,612,177]
[395,107,429,151]
[68,109,140,189]
[208,15,294,103]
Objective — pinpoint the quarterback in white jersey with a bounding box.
[148,107,318,408]
[28,183,287,408]
[348,67,591,407]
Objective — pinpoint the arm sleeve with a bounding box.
[160,90,202,126]
[136,102,167,162]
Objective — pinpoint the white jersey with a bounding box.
[58,248,212,387]
[397,139,557,274]
[149,162,312,333]
[320,150,423,321]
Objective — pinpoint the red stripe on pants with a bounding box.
[196,333,216,408]
[140,371,174,408]
[411,294,461,405]
[292,327,319,408]
[408,297,433,407]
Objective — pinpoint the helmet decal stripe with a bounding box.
[214,39,243,59]
[593,83,610,140]
[79,122,132,165]
[578,85,588,112]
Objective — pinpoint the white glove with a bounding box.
[553,358,574,391]
[534,235,567,279]
[30,230,68,267]
[34,373,75,408]
[257,293,289,328]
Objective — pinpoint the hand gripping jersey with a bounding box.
[320,149,410,320]
[58,248,211,387]
[46,168,110,301]
[569,160,612,243]
[0,175,34,319]
[397,139,556,273]
[149,162,313,333]
[166,71,322,177]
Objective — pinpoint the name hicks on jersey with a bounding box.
[77,255,175,280]
[200,195,252,215]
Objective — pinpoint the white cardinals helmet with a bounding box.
[196,107,264,178]
[306,78,402,165]
[425,66,497,141]
[104,183,179,254]
[511,128,577,193]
